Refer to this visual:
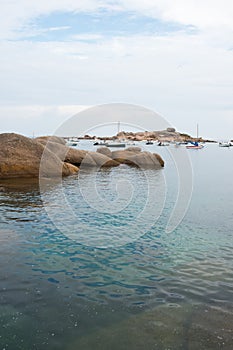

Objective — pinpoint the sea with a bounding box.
[0,141,233,349]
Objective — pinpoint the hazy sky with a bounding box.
[0,1,232,139]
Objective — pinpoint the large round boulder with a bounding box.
[35,135,66,145]
[81,151,119,168]
[96,147,112,157]
[126,146,142,153]
[111,149,164,168]
[0,133,78,178]
[38,142,117,168]
[37,141,88,166]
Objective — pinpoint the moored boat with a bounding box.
[186,145,204,149]
[104,141,126,148]
[186,142,204,149]
[219,142,230,147]
[158,141,169,146]
[93,141,107,146]
[186,124,204,149]
[66,137,79,147]
[66,140,79,147]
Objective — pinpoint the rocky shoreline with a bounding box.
[77,127,216,143]
[0,133,164,179]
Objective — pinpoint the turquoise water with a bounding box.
[0,143,233,349]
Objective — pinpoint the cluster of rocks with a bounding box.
[0,133,164,179]
[79,127,212,143]
[79,128,180,142]
[116,128,179,142]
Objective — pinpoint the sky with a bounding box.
[0,0,232,139]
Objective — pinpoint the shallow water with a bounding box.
[0,143,233,349]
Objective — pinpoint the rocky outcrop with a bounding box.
[48,143,163,168]
[167,127,176,133]
[62,162,79,176]
[0,133,78,179]
[111,149,164,168]
[96,147,112,158]
[0,133,164,179]
[35,135,66,145]
[39,142,118,168]
[81,152,119,168]
[37,141,88,166]
[126,146,142,153]
[117,129,181,142]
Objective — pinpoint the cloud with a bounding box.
[0,1,232,139]
[118,0,233,29]
[71,33,104,41]
[0,105,88,136]
[1,1,232,39]
[0,1,104,39]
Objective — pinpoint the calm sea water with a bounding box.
[0,142,233,349]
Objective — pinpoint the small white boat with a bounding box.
[66,140,79,147]
[66,137,79,147]
[219,142,230,147]
[157,141,169,146]
[127,141,136,145]
[186,145,204,149]
[93,141,106,146]
[104,141,126,148]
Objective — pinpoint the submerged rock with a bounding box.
[0,133,78,178]
[67,304,233,350]
[67,304,192,350]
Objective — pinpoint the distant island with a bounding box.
[77,127,217,143]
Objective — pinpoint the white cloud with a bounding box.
[0,1,106,39]
[117,0,233,51]
[118,0,233,29]
[0,105,88,136]
[1,1,233,39]
[72,34,104,41]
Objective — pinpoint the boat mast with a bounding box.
[117,121,120,135]
[197,123,199,139]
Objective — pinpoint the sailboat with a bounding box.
[186,143,204,149]
[104,121,126,148]
[186,124,204,149]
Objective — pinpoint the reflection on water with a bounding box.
[40,165,166,247]
[0,144,233,349]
